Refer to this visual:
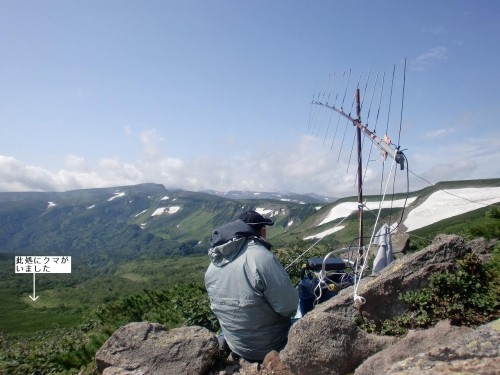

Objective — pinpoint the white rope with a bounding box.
[353,156,398,305]
[284,155,399,308]
[309,248,353,305]
[285,214,351,271]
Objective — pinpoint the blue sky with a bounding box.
[1,1,499,197]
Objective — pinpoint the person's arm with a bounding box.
[253,249,298,317]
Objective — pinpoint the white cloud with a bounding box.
[422,159,478,182]
[423,127,455,139]
[65,155,87,170]
[416,47,448,61]
[140,129,164,160]
[0,156,57,192]
[411,47,448,71]
[0,127,498,196]
[407,129,500,190]
[0,135,355,195]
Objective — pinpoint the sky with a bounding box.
[1,1,499,198]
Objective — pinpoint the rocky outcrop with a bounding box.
[314,234,473,324]
[95,235,499,375]
[384,318,500,375]
[391,232,410,256]
[280,313,395,374]
[95,323,218,375]
[354,320,474,375]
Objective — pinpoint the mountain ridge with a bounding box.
[0,179,498,265]
[202,189,336,203]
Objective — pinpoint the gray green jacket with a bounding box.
[204,219,298,361]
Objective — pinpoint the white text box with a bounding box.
[15,256,72,273]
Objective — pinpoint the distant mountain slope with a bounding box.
[0,179,498,265]
[0,183,317,264]
[202,189,336,203]
[303,178,500,241]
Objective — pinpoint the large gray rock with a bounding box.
[391,232,410,256]
[385,318,500,374]
[314,234,470,324]
[95,322,218,375]
[280,313,395,375]
[355,320,474,375]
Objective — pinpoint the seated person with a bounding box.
[205,211,298,362]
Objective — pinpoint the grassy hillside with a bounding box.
[0,184,319,265]
[0,179,498,374]
[0,253,209,338]
[0,178,498,338]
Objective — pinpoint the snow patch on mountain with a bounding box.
[403,187,500,231]
[307,187,499,240]
[135,209,148,217]
[255,207,280,217]
[108,192,125,201]
[318,197,417,226]
[304,225,345,240]
[151,206,181,216]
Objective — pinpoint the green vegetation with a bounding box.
[360,244,500,336]
[0,180,498,373]
[0,255,212,375]
[0,281,216,375]
[358,204,500,336]
[2,232,499,373]
[0,254,209,338]
[94,282,218,332]
[360,207,500,335]
[0,323,110,375]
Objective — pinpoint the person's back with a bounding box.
[204,212,298,362]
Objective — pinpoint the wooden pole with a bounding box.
[355,88,363,259]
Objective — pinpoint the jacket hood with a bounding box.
[208,219,271,267]
[208,237,248,267]
[210,219,257,247]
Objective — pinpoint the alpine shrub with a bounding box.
[361,249,500,336]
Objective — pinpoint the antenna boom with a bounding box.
[312,100,405,169]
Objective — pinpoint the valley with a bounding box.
[0,180,497,333]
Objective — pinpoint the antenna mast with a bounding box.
[355,88,363,258]
[313,86,406,260]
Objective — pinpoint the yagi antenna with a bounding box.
[313,95,406,169]
[310,65,407,260]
